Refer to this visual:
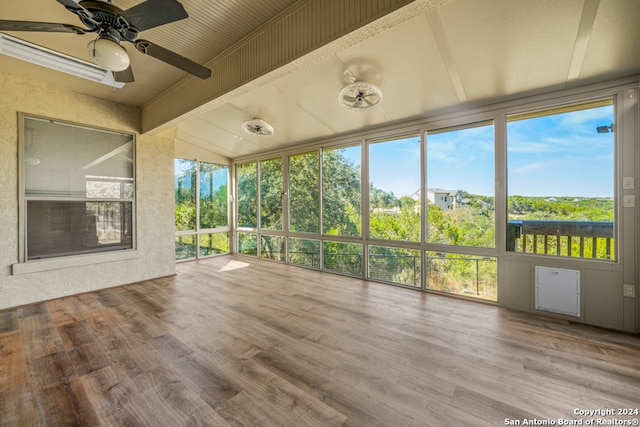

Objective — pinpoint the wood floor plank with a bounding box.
[45,298,80,327]
[220,358,347,426]
[0,383,35,427]
[1,255,639,426]
[30,375,100,426]
[134,367,233,427]
[17,310,65,360]
[169,353,243,410]
[0,309,18,338]
[79,365,159,426]
[0,333,27,392]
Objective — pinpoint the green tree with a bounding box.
[199,162,228,229]
[175,159,196,230]
[289,153,319,233]
[322,149,361,236]
[237,162,257,227]
[260,158,283,230]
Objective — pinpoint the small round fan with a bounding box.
[338,82,382,112]
[242,119,274,137]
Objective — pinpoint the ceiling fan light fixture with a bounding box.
[87,38,130,72]
[338,82,383,112]
[242,119,274,137]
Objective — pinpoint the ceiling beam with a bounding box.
[425,8,468,105]
[566,0,600,87]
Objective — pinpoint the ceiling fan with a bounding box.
[0,0,212,83]
[242,118,274,137]
[338,81,382,112]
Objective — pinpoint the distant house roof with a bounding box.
[412,188,461,199]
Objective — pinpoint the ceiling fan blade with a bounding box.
[343,95,357,103]
[56,0,95,19]
[57,0,88,12]
[114,66,135,83]
[123,0,188,32]
[57,0,100,29]
[0,20,87,34]
[133,39,211,79]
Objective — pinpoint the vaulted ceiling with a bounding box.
[1,0,639,159]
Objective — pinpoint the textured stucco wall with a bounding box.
[0,71,176,309]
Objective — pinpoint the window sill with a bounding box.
[11,250,139,275]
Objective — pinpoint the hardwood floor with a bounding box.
[1,255,639,426]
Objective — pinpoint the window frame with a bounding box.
[16,113,137,272]
[175,158,231,262]
[424,120,496,250]
[504,97,617,263]
[232,83,633,301]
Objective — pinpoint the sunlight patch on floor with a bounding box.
[218,259,250,272]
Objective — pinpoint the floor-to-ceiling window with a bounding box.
[236,158,286,261]
[322,145,362,275]
[368,133,421,287]
[288,152,320,268]
[232,90,626,305]
[236,161,258,256]
[425,122,497,300]
[175,159,229,261]
[259,158,285,262]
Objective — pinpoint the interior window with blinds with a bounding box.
[22,115,135,260]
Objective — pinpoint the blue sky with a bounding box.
[174,159,228,196]
[367,104,614,198]
[507,105,614,198]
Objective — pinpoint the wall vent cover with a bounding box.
[535,266,580,317]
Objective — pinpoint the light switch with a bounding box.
[623,177,635,190]
[623,195,635,208]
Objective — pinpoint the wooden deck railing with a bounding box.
[507,220,614,259]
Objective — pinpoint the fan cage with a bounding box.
[338,82,383,112]
[242,119,274,137]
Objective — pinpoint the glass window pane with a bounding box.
[322,146,361,236]
[260,158,283,230]
[175,234,196,261]
[323,241,362,276]
[27,201,132,260]
[85,180,130,198]
[199,162,228,229]
[24,117,133,198]
[237,232,257,256]
[289,152,319,233]
[175,158,196,231]
[260,235,285,262]
[237,162,257,228]
[426,122,495,248]
[288,237,320,269]
[426,251,497,301]
[198,233,229,257]
[507,101,614,260]
[368,245,420,287]
[369,134,420,242]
